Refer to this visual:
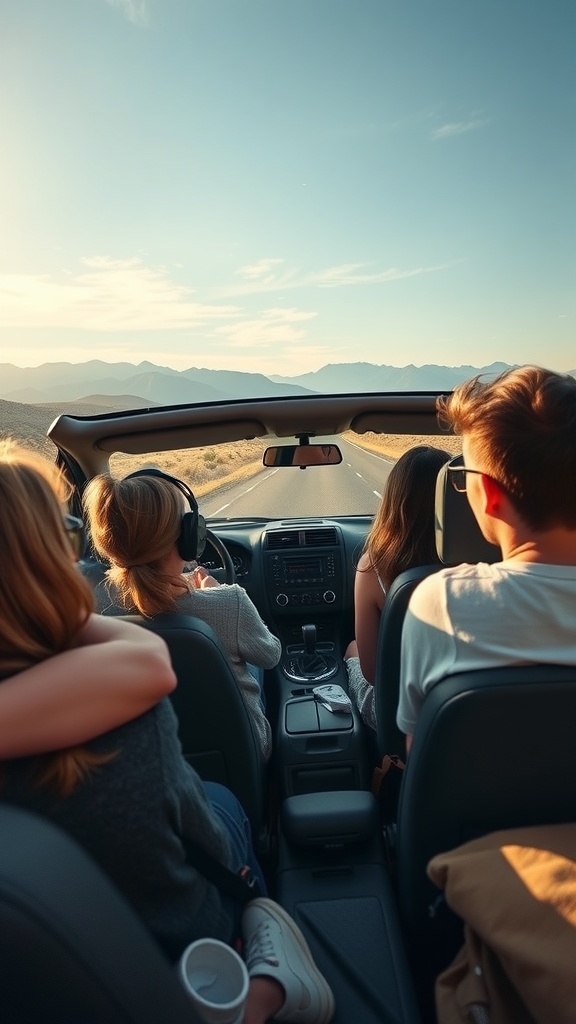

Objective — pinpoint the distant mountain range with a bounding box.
[2,359,568,407]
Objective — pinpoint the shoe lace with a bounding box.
[245,921,279,971]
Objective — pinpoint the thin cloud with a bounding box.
[0,257,240,331]
[213,308,317,350]
[219,260,446,297]
[431,119,486,140]
[310,264,430,288]
[105,0,149,27]
[235,259,285,281]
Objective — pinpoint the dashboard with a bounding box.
[200,515,371,652]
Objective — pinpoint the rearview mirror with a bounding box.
[263,444,342,468]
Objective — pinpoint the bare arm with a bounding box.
[0,615,176,758]
[354,555,385,686]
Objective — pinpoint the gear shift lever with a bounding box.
[302,624,317,657]
[299,624,327,676]
[282,622,338,683]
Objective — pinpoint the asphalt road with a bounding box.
[201,438,395,520]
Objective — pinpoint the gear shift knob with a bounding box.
[302,624,317,656]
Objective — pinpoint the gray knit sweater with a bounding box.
[95,580,281,761]
[1,699,234,960]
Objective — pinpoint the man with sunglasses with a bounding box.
[397,364,576,752]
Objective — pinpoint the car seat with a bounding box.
[0,802,203,1023]
[395,663,576,984]
[119,613,267,844]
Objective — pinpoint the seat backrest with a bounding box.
[120,613,266,837]
[374,458,502,760]
[434,456,501,565]
[0,803,202,1023]
[394,664,576,968]
[374,565,440,759]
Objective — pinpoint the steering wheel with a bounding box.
[200,529,236,585]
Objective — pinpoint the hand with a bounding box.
[191,565,220,589]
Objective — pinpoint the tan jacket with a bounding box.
[428,823,576,1024]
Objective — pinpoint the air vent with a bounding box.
[303,528,337,547]
[266,531,300,550]
[266,526,338,549]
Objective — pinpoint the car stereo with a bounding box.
[265,552,342,611]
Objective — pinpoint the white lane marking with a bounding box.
[356,472,362,478]
[373,491,382,499]
[343,438,395,465]
[204,467,279,516]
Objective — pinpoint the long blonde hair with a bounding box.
[83,473,189,616]
[0,439,112,795]
[362,445,450,588]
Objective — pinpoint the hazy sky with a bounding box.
[1,0,574,377]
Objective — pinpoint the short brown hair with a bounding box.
[437,365,576,530]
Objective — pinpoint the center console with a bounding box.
[271,619,370,797]
[261,522,369,795]
[262,521,348,683]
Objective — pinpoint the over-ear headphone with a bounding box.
[123,468,206,562]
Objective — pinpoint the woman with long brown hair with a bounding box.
[345,445,450,729]
[0,441,176,752]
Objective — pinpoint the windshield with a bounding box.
[108,431,460,520]
[1,1,573,518]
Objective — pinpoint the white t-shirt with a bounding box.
[397,561,576,736]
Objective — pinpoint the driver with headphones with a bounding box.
[82,468,281,762]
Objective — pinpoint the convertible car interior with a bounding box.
[2,390,575,1024]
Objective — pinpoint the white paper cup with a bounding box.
[178,938,249,1024]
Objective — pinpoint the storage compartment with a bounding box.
[277,689,371,797]
[282,791,379,848]
[289,765,358,794]
[285,697,353,734]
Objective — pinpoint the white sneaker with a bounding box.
[242,897,335,1024]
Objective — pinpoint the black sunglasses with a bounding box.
[446,463,485,493]
[446,462,505,494]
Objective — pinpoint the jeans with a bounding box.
[204,781,268,938]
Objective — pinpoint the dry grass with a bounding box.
[343,430,461,460]
[110,439,268,497]
[0,398,152,459]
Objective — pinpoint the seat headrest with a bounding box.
[435,457,501,565]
